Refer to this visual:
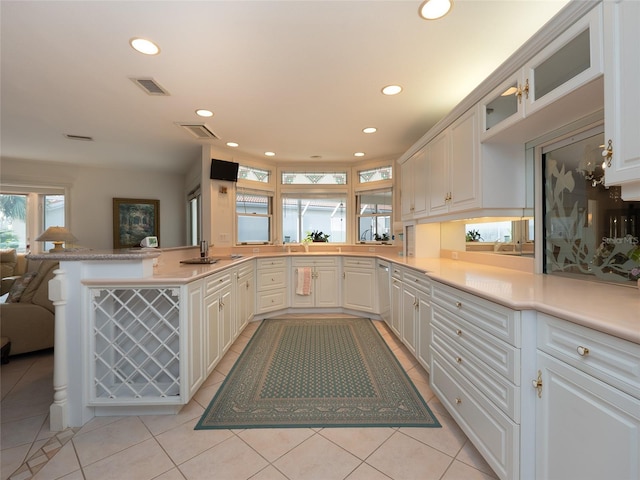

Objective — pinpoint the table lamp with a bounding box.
[36,226,78,252]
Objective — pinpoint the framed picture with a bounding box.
[113,198,160,249]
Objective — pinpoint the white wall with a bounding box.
[1,158,187,249]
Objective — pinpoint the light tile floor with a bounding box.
[1,317,498,480]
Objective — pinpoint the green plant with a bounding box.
[465,229,482,242]
[305,230,330,242]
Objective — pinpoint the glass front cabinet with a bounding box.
[481,4,603,140]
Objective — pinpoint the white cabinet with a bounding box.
[481,5,603,140]
[401,284,418,356]
[342,257,376,313]
[603,0,640,199]
[403,269,432,373]
[236,262,255,333]
[430,282,522,480]
[535,314,640,479]
[292,257,340,308]
[185,280,204,400]
[401,147,428,220]
[204,272,232,375]
[524,4,603,117]
[390,266,402,338]
[256,257,288,313]
[426,129,450,216]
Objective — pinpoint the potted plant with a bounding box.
[305,230,330,242]
[465,229,483,242]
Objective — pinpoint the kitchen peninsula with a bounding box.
[31,246,639,480]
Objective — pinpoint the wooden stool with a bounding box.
[1,337,10,364]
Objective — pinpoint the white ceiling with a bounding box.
[1,0,570,174]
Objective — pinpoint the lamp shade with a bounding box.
[36,226,78,252]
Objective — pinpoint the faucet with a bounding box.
[200,240,208,258]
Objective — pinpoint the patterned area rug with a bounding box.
[196,317,440,429]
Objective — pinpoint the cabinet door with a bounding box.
[220,285,234,354]
[535,351,640,480]
[416,292,432,374]
[390,278,402,338]
[186,282,204,399]
[481,72,526,139]
[525,5,603,115]
[427,130,450,216]
[291,266,315,308]
[449,107,480,212]
[315,266,340,308]
[237,272,254,332]
[401,155,414,219]
[343,268,375,312]
[412,149,428,217]
[603,0,640,198]
[401,285,417,355]
[204,293,221,377]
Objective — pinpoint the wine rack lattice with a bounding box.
[90,287,181,402]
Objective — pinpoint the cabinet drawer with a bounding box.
[343,257,375,269]
[433,304,520,384]
[432,323,519,422]
[256,268,286,291]
[432,283,520,347]
[403,269,431,295]
[257,290,287,312]
[431,350,518,480]
[257,257,287,269]
[291,257,338,267]
[537,313,640,398]
[237,261,254,278]
[391,264,403,280]
[204,273,231,297]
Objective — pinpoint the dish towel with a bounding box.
[296,267,312,296]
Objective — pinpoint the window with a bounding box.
[237,190,272,243]
[356,189,392,242]
[281,171,347,185]
[358,166,392,183]
[0,187,67,253]
[282,194,346,243]
[187,186,201,246]
[238,165,270,183]
[0,194,27,251]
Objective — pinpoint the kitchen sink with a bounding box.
[180,257,219,264]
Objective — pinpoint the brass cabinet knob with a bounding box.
[455,397,462,405]
[577,346,590,356]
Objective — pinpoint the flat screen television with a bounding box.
[210,159,239,182]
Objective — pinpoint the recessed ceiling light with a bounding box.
[265,151,276,157]
[418,0,453,20]
[226,142,239,148]
[382,85,402,96]
[196,109,213,117]
[363,127,377,134]
[129,37,160,55]
[354,152,365,157]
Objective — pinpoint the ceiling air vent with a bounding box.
[176,123,219,140]
[130,77,170,96]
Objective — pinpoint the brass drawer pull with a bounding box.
[455,301,462,308]
[456,329,462,336]
[455,397,462,405]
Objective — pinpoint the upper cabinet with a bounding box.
[401,147,428,220]
[481,4,603,140]
[603,0,640,200]
[428,108,479,216]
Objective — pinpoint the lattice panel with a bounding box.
[90,287,181,401]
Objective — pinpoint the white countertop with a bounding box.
[51,249,639,344]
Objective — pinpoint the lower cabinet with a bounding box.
[430,281,522,480]
[204,272,233,376]
[342,257,376,312]
[535,314,640,479]
[390,266,403,338]
[236,264,255,333]
[291,257,340,308]
[256,257,288,313]
[185,281,204,400]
